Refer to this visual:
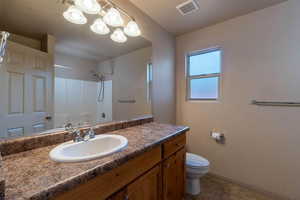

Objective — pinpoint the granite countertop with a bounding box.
[2,122,189,200]
[0,154,4,199]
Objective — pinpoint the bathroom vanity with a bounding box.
[0,117,189,200]
[56,132,186,200]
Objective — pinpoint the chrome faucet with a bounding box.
[72,127,95,142]
[64,122,95,142]
[72,129,84,142]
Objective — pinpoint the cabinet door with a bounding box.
[127,165,162,200]
[107,189,127,200]
[176,148,186,200]
[163,148,186,200]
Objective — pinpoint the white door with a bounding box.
[0,41,54,139]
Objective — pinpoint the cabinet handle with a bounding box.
[124,195,129,200]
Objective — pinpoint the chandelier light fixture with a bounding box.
[103,7,124,27]
[62,0,142,43]
[90,18,110,35]
[63,5,87,24]
[111,28,127,43]
[124,20,141,37]
[75,0,101,14]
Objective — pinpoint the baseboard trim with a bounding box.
[207,172,292,200]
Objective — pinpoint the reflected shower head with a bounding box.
[90,70,105,81]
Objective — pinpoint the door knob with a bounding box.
[45,116,52,120]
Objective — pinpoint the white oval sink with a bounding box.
[49,134,128,163]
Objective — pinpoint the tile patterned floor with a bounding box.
[186,175,274,200]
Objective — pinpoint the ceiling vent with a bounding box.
[176,0,199,16]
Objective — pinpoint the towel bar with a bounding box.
[251,100,300,107]
[118,100,136,103]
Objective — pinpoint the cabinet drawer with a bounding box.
[163,133,186,159]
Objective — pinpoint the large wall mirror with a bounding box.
[0,0,152,139]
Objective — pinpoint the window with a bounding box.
[147,62,153,102]
[187,48,221,100]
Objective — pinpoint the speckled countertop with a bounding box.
[0,154,4,200]
[2,123,189,200]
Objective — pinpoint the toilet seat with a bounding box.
[186,153,209,168]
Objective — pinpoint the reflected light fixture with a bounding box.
[103,7,124,27]
[124,20,141,37]
[75,0,101,14]
[110,28,127,43]
[62,0,142,43]
[63,5,87,24]
[90,18,110,35]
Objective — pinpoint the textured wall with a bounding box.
[176,1,300,199]
[54,53,98,81]
[115,0,176,124]
[98,47,152,121]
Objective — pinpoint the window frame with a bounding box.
[186,47,222,101]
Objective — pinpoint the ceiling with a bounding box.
[0,0,151,62]
[130,0,287,35]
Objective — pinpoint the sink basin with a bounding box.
[49,134,128,163]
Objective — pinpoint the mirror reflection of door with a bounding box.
[0,42,53,139]
[0,0,152,140]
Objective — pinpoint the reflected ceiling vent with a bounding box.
[176,0,199,16]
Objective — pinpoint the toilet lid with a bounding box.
[186,153,209,168]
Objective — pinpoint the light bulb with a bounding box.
[90,18,110,35]
[103,8,124,27]
[75,0,101,14]
[63,5,87,24]
[124,20,141,37]
[110,28,127,43]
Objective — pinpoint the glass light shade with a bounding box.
[110,28,127,43]
[90,18,110,35]
[74,0,101,14]
[103,8,124,27]
[124,20,141,37]
[63,6,87,24]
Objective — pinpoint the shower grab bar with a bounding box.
[251,100,300,107]
[118,100,136,103]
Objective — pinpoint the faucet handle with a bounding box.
[88,128,95,139]
[64,122,73,131]
[72,129,83,142]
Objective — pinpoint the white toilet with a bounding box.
[186,153,210,195]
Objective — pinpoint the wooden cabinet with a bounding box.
[108,165,162,200]
[127,165,162,200]
[163,133,186,159]
[163,148,186,200]
[55,133,187,200]
[175,148,186,200]
[55,147,161,200]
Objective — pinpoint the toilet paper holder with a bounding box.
[210,131,225,144]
